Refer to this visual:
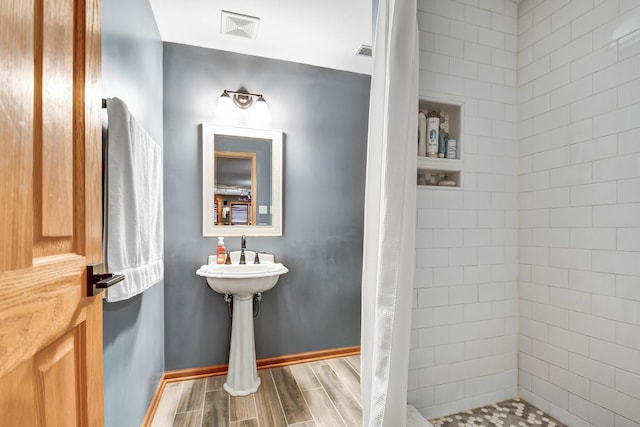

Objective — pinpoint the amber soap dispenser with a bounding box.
[216,237,226,264]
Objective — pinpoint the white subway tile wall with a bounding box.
[411,0,519,419]
[517,0,640,426]
[412,0,640,425]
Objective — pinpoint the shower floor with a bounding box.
[429,398,567,427]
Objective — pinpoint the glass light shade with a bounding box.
[215,91,234,117]
[253,96,271,122]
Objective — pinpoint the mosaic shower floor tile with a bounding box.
[430,398,568,427]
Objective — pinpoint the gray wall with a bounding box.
[101,0,164,426]
[163,42,371,370]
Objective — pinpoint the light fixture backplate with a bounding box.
[232,92,253,109]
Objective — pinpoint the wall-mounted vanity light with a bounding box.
[216,88,271,122]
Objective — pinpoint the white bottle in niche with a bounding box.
[426,117,439,157]
[446,138,457,159]
[418,112,427,156]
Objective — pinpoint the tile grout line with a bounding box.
[345,355,361,376]
[251,393,260,427]
[315,357,359,425]
[326,359,361,408]
[165,383,184,425]
[227,398,260,423]
[297,374,318,427]
[269,368,291,426]
[310,363,350,427]
[198,379,205,427]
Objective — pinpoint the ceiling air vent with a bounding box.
[356,44,372,57]
[221,10,260,39]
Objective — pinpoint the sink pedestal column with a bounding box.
[224,296,261,396]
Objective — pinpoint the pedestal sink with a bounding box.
[196,251,288,396]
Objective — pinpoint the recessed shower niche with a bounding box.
[417,98,463,189]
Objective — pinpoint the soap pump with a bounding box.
[216,237,226,264]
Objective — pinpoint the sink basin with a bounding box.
[195,250,288,396]
[196,252,288,299]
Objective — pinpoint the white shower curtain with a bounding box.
[360,0,419,426]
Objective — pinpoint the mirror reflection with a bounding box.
[202,124,283,237]
[215,154,255,225]
[214,135,272,226]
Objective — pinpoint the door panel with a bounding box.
[34,0,75,255]
[39,0,75,240]
[35,332,80,426]
[0,0,34,272]
[0,255,84,376]
[0,359,37,426]
[0,0,104,425]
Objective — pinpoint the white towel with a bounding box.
[105,97,163,302]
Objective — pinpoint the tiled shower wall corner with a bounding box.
[517,0,640,425]
[409,0,520,419]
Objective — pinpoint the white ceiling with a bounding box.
[148,0,373,75]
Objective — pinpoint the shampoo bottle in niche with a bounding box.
[216,237,226,264]
[426,117,440,157]
[438,133,447,158]
[446,138,457,159]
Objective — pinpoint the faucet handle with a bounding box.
[224,251,232,264]
[253,252,260,264]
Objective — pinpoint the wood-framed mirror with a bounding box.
[202,124,283,236]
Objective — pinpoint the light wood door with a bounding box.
[0,0,104,425]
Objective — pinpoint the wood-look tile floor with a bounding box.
[151,356,362,427]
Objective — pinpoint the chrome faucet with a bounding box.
[239,235,247,264]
